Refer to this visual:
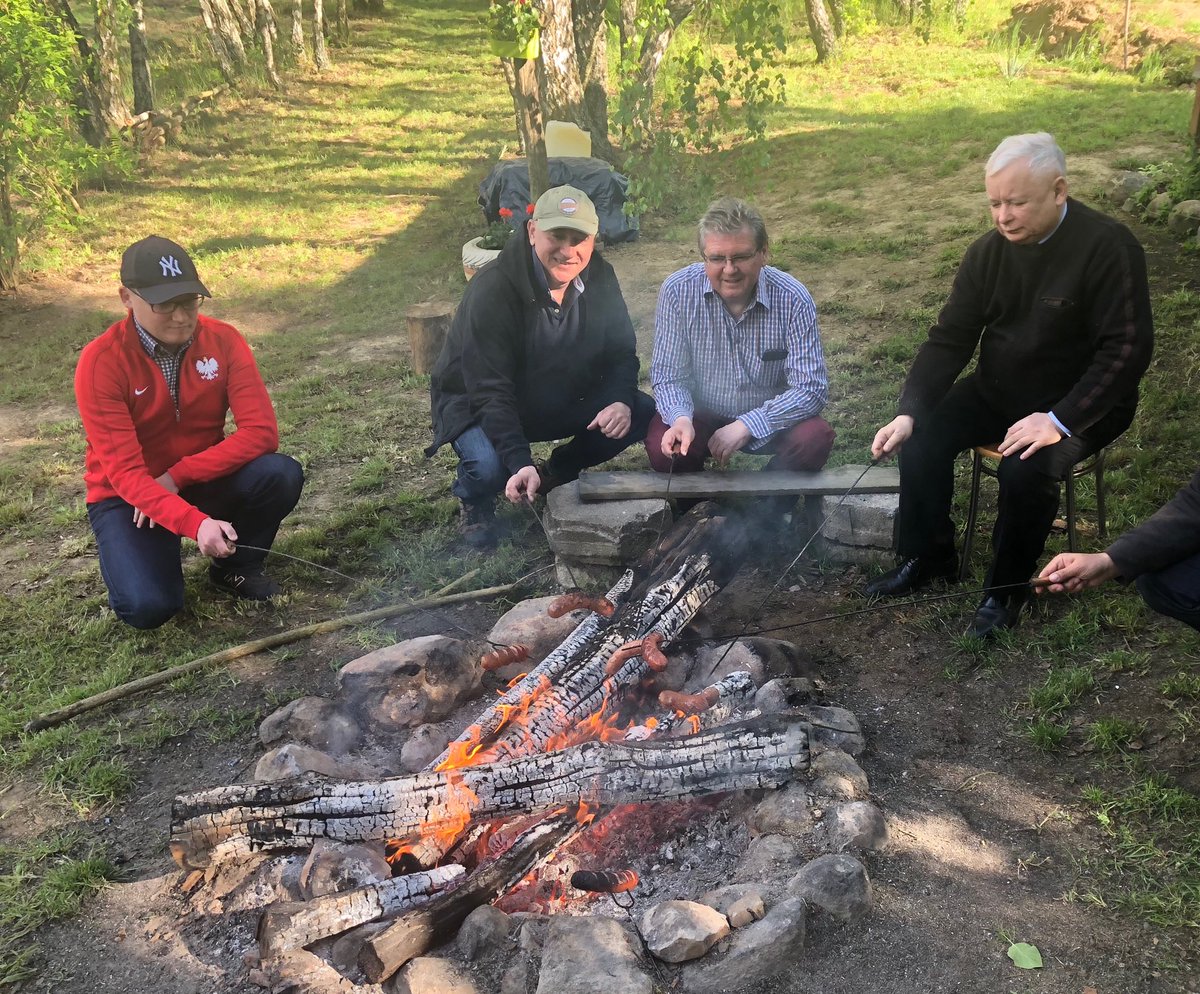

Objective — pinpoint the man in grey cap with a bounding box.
[427,185,654,548]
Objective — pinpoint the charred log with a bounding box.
[170,714,809,868]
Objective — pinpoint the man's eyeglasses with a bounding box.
[134,292,205,315]
[703,251,760,267]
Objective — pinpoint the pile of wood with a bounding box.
[169,506,815,987]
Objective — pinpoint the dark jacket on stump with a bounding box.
[425,234,640,476]
[898,198,1154,445]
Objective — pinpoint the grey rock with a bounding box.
[535,915,652,994]
[693,641,765,685]
[792,705,865,755]
[1147,191,1174,217]
[809,749,870,801]
[400,723,451,774]
[1110,170,1152,202]
[787,853,873,921]
[733,834,803,887]
[299,840,392,898]
[554,558,627,590]
[697,884,766,928]
[391,956,478,994]
[754,677,816,714]
[1167,199,1200,236]
[1123,197,1140,214]
[457,905,512,958]
[655,646,694,693]
[338,635,480,731]
[258,696,363,755]
[516,915,548,952]
[818,492,898,551]
[487,595,587,677]
[746,782,813,838]
[682,896,806,993]
[253,743,372,782]
[641,900,730,963]
[544,482,671,566]
[828,800,889,851]
[743,638,816,680]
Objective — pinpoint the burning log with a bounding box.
[357,812,583,984]
[256,864,465,956]
[170,714,810,869]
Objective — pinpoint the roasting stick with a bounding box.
[704,457,882,678]
[21,569,524,734]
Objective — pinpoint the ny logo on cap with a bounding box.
[160,255,183,277]
[559,197,578,215]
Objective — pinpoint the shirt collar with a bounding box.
[1039,202,1069,244]
[133,315,192,357]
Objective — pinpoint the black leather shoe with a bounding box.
[458,500,498,550]
[209,566,281,601]
[863,555,958,598]
[966,593,1026,639]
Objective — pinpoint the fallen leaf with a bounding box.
[1007,942,1043,969]
[1083,987,1098,994]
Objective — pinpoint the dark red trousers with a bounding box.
[644,412,835,474]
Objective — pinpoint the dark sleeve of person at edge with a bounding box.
[1106,467,1200,582]
[428,235,640,478]
[897,200,1154,437]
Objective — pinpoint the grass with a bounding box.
[1,0,1198,982]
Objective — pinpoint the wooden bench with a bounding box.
[576,465,900,502]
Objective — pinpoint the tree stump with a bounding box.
[405,303,454,375]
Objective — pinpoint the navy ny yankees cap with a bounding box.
[120,236,211,304]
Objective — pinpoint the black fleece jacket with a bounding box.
[426,235,640,476]
[1108,468,1200,581]
[898,198,1154,442]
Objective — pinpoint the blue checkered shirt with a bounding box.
[649,264,828,450]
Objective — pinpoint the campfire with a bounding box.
[169,505,884,993]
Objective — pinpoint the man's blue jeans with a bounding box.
[1137,553,1200,633]
[449,392,655,506]
[87,453,304,629]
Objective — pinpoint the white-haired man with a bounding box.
[866,132,1154,638]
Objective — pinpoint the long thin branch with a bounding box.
[23,572,507,734]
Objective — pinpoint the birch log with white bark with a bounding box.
[170,713,808,868]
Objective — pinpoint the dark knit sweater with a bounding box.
[1107,468,1200,581]
[898,199,1153,440]
[426,235,640,476]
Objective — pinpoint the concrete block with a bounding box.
[544,482,671,566]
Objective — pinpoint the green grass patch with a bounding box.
[1027,666,1096,720]
[1075,776,1200,928]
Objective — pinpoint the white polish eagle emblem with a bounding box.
[195,356,219,381]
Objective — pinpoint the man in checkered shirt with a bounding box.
[647,196,834,486]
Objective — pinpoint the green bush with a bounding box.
[0,0,95,290]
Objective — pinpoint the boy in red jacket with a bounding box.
[75,236,304,628]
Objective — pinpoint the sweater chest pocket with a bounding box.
[1034,296,1079,335]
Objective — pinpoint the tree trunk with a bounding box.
[804,0,838,62]
[405,303,454,375]
[512,57,549,200]
[256,0,283,88]
[128,0,155,115]
[538,0,611,160]
[290,0,308,60]
[828,0,846,38]
[199,0,241,83]
[629,0,697,113]
[227,0,257,42]
[312,0,331,69]
[45,0,108,145]
[336,0,350,44]
[572,0,610,157]
[92,0,131,129]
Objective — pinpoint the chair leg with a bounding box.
[1065,472,1077,552]
[960,451,984,582]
